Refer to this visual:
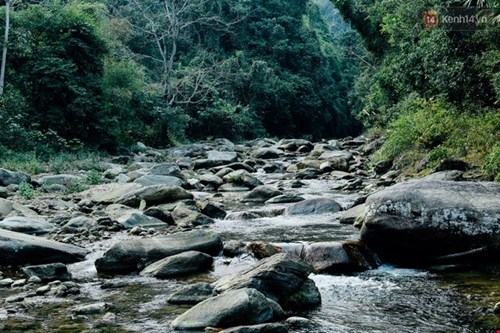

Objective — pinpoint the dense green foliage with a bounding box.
[0,0,362,153]
[333,0,499,179]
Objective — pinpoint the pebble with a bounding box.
[0,278,14,288]
[36,285,51,295]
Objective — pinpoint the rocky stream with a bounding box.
[0,136,499,333]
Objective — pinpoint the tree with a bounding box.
[0,0,10,95]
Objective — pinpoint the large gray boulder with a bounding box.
[213,254,320,310]
[0,229,88,266]
[22,263,71,282]
[253,148,284,159]
[115,185,193,208]
[95,230,223,275]
[194,151,238,169]
[360,180,500,264]
[0,216,54,235]
[105,204,166,229]
[242,186,282,203]
[0,169,30,186]
[80,183,142,204]
[134,175,185,187]
[223,170,263,189]
[171,288,284,331]
[140,251,213,278]
[0,199,38,219]
[38,174,81,187]
[286,198,342,215]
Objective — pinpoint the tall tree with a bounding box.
[0,0,10,95]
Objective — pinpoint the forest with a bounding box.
[0,0,498,180]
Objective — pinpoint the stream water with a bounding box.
[1,173,499,333]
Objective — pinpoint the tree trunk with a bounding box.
[0,0,10,96]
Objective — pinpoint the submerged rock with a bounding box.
[360,180,500,265]
[168,282,215,305]
[0,229,88,266]
[286,198,342,215]
[95,230,222,275]
[171,288,284,331]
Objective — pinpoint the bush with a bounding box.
[376,97,500,175]
[484,145,500,182]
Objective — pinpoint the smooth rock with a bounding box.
[135,175,185,187]
[0,229,88,265]
[339,204,366,225]
[220,323,287,333]
[106,204,166,229]
[286,198,342,215]
[171,288,284,331]
[172,206,215,227]
[116,185,193,208]
[38,174,81,187]
[95,230,223,275]
[242,186,282,203]
[265,194,304,204]
[140,251,213,278]
[223,170,263,189]
[253,148,284,159]
[0,169,30,186]
[0,216,54,235]
[360,180,500,264]
[22,263,71,282]
[168,283,215,305]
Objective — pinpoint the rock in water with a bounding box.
[22,263,71,282]
[242,186,282,203]
[0,229,88,265]
[140,251,213,278]
[213,253,320,310]
[115,185,193,207]
[171,288,284,331]
[360,180,500,264]
[219,323,288,333]
[286,198,342,215]
[95,230,222,275]
[168,283,215,305]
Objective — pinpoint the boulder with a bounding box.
[286,198,342,215]
[62,216,97,233]
[194,151,238,169]
[265,194,304,204]
[213,254,320,309]
[225,208,285,221]
[339,204,366,225]
[0,169,30,186]
[253,148,284,159]
[80,183,142,204]
[302,241,379,273]
[171,288,284,331]
[95,230,222,275]
[199,174,224,188]
[360,180,500,264]
[0,216,54,235]
[0,199,38,219]
[140,251,213,278]
[105,204,166,229]
[172,206,215,227]
[22,263,71,282]
[168,283,215,305]
[38,174,81,187]
[115,185,193,208]
[134,175,185,187]
[317,151,353,171]
[199,202,227,219]
[0,229,88,266]
[148,163,185,178]
[223,170,263,189]
[242,186,282,203]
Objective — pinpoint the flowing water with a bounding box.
[1,174,499,333]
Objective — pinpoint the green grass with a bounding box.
[374,97,500,180]
[0,148,107,175]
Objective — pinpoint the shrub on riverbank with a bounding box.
[374,97,499,180]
